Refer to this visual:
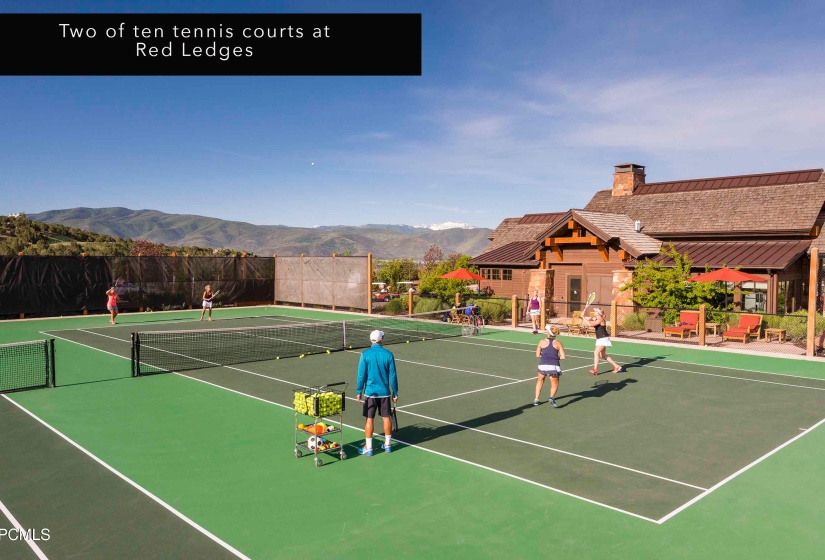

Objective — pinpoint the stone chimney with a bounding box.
[612,163,645,197]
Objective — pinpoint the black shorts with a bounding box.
[362,396,392,419]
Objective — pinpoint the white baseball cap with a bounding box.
[369,330,384,343]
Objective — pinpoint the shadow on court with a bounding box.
[620,356,666,370]
[555,378,638,408]
[394,403,538,446]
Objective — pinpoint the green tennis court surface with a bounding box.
[3,306,825,559]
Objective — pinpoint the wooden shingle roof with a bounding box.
[469,241,538,266]
[480,214,565,254]
[585,171,825,237]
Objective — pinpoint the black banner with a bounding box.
[0,13,421,76]
[0,256,275,317]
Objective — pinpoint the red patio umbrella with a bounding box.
[687,267,765,310]
[687,267,764,284]
[438,268,485,281]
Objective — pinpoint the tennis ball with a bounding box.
[406,340,410,344]
[326,350,331,354]
[276,357,280,360]
[299,354,305,358]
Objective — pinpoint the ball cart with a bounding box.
[293,382,347,467]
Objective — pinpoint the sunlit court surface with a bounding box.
[3,305,825,559]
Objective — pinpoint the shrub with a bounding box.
[470,298,510,323]
[413,296,449,314]
[781,310,811,341]
[621,312,646,331]
[383,298,406,315]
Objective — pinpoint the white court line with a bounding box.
[50,326,825,523]
[1,395,252,560]
[399,377,535,408]
[437,337,825,389]
[400,363,595,408]
[656,415,825,524]
[165,372,662,524]
[0,496,49,560]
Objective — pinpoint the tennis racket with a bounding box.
[580,291,597,318]
[211,290,220,298]
[114,277,125,288]
[390,401,398,434]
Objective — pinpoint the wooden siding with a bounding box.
[480,267,532,297]
[543,245,625,266]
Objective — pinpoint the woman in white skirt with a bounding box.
[200,285,215,321]
[582,308,622,375]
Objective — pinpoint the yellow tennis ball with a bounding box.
[276,357,280,360]
[348,345,352,349]
[406,340,410,344]
[326,350,331,354]
[299,354,305,358]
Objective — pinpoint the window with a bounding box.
[491,269,501,280]
[742,282,768,313]
[482,268,491,280]
[503,269,512,281]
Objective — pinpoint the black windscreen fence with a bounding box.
[0,255,274,316]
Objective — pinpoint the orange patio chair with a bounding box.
[722,314,763,343]
[663,310,700,339]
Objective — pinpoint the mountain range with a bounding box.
[29,208,494,260]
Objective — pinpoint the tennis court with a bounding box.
[3,306,825,559]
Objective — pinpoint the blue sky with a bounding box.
[2,0,825,229]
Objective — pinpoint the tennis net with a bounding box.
[131,310,462,376]
[0,339,56,393]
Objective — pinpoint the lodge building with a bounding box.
[469,164,825,315]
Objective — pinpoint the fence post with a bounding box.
[331,253,337,311]
[698,303,706,346]
[807,248,819,356]
[408,289,414,315]
[610,300,617,338]
[540,298,546,331]
[273,254,277,305]
[367,253,373,315]
[455,292,461,306]
[512,295,518,328]
[300,254,306,308]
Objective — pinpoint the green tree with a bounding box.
[417,254,475,300]
[622,243,728,312]
[375,258,418,291]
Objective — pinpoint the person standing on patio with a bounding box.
[582,308,622,375]
[528,290,541,334]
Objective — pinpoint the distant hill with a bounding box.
[30,208,493,259]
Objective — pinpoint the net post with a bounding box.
[511,295,518,328]
[408,289,414,315]
[610,300,617,338]
[342,321,348,350]
[807,248,819,356]
[698,303,706,346]
[455,292,460,306]
[130,332,139,377]
[48,338,56,388]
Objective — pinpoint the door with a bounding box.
[567,276,581,315]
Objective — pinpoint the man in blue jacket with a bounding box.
[356,330,399,456]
